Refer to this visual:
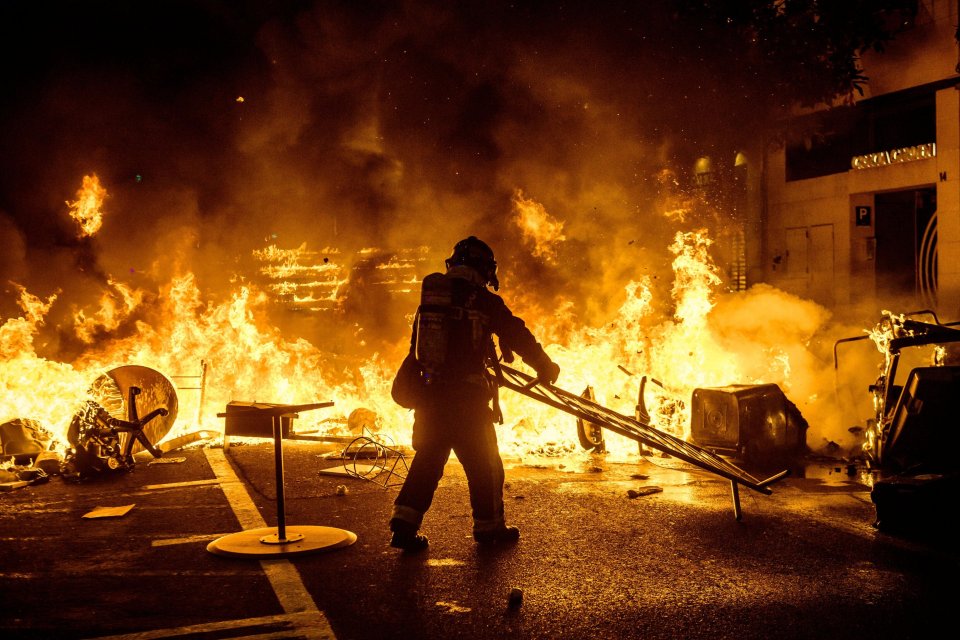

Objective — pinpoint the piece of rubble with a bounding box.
[335,484,348,496]
[627,486,663,499]
[34,450,63,475]
[630,473,650,480]
[83,504,135,519]
[148,457,186,465]
[508,587,523,608]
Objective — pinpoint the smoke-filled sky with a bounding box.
[0,0,772,331]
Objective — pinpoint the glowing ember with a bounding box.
[65,174,107,238]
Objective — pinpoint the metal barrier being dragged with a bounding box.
[495,364,789,520]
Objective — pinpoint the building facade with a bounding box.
[759,0,959,318]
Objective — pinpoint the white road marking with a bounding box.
[151,533,229,547]
[84,611,333,639]
[203,447,336,636]
[142,478,223,490]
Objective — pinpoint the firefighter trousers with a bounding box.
[392,397,506,534]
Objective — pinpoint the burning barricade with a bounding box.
[0,365,177,485]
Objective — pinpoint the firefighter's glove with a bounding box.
[499,338,516,363]
[535,359,561,385]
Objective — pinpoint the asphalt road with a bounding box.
[1,438,957,640]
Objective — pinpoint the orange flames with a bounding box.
[1,179,839,464]
[512,189,566,263]
[66,174,107,238]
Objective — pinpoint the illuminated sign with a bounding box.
[851,143,936,170]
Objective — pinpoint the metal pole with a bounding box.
[731,481,742,522]
[273,415,287,541]
[196,360,207,425]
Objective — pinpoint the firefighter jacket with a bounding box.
[414,266,553,396]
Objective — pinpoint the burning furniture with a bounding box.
[835,310,960,531]
[64,365,177,478]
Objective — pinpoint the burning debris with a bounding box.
[63,395,167,478]
[835,310,960,532]
[0,364,178,486]
[496,363,789,519]
[0,417,54,464]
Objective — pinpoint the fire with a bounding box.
[512,189,566,262]
[1,286,90,453]
[66,174,107,238]
[73,280,146,344]
[2,179,837,468]
[0,271,411,454]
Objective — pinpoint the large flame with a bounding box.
[512,189,566,263]
[66,174,107,238]
[2,180,840,465]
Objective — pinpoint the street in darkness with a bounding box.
[1,440,956,640]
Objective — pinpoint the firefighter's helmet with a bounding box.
[445,236,499,290]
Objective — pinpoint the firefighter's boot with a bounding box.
[390,518,429,553]
[473,525,520,545]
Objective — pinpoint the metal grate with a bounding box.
[495,364,789,519]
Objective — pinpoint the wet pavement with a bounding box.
[1,438,958,639]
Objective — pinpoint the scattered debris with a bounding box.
[435,601,471,614]
[34,450,63,475]
[630,473,650,480]
[0,464,49,489]
[627,486,663,499]
[83,504,136,519]
[508,587,523,608]
[160,431,218,453]
[0,417,54,464]
[427,558,466,567]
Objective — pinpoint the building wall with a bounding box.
[761,0,960,318]
[936,87,960,314]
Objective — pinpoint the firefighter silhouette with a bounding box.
[390,236,560,552]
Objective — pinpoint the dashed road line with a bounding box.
[142,478,223,490]
[85,611,332,639]
[151,533,229,547]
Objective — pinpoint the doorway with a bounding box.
[874,187,937,304]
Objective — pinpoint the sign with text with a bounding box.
[851,143,936,170]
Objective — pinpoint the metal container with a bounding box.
[690,384,807,462]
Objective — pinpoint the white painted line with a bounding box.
[151,533,229,547]
[84,610,332,639]
[143,479,222,490]
[203,447,335,637]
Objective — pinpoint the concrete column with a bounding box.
[936,87,960,319]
